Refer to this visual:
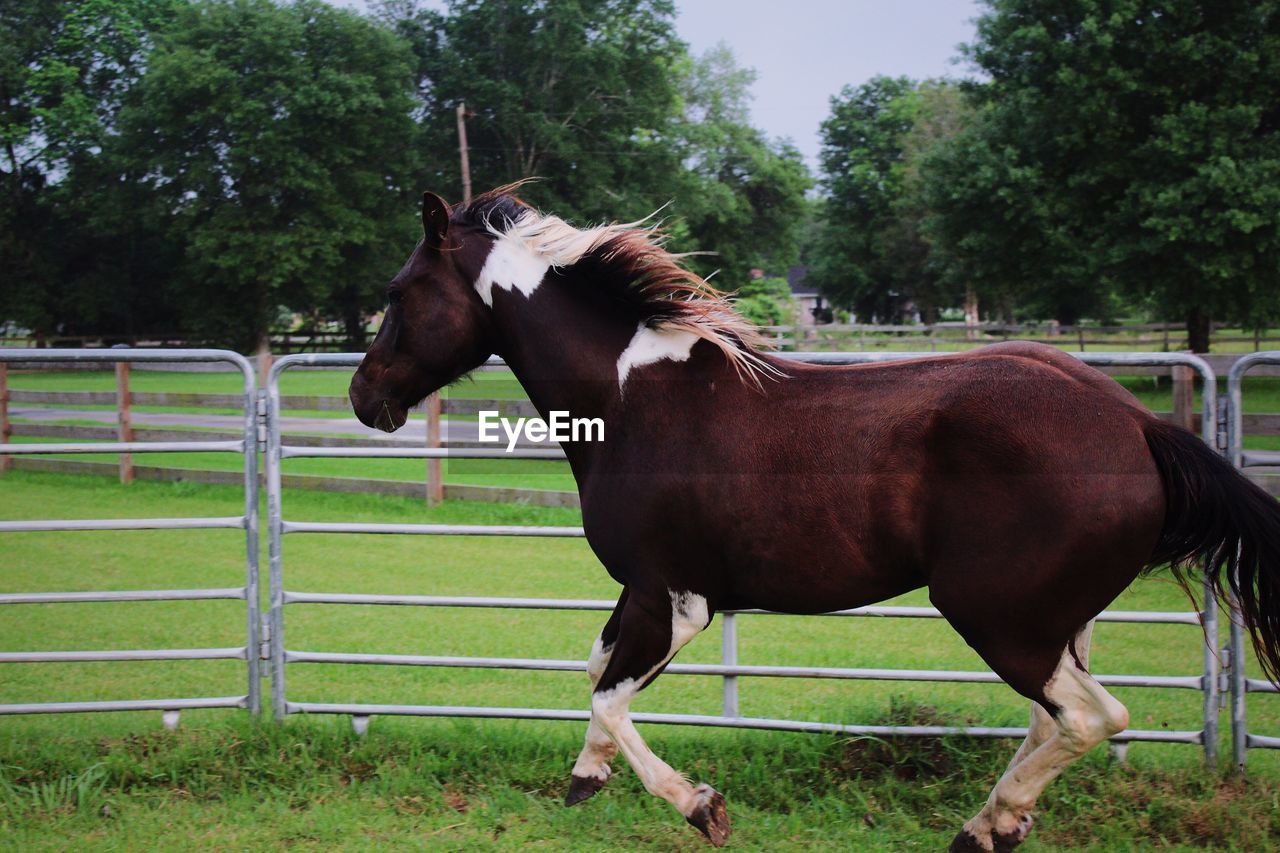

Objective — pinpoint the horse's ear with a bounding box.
[422,191,451,252]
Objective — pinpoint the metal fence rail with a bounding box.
[1227,352,1280,766]
[0,348,261,722]
[266,351,1222,761]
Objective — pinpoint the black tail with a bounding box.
[1145,418,1280,684]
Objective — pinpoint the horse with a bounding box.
[348,186,1280,850]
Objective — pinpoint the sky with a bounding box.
[673,1,983,167]
[335,0,984,170]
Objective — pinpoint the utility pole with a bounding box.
[456,102,473,205]
[425,101,473,505]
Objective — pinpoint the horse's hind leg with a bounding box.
[1001,621,1096,774]
[566,589,627,805]
[583,587,728,845]
[950,622,1127,852]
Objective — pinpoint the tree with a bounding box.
[378,7,810,288]
[929,0,1280,349]
[0,0,180,339]
[669,44,811,285]
[807,76,919,321]
[381,0,686,224]
[118,0,419,350]
[878,81,969,324]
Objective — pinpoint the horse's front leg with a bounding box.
[581,587,728,845]
[566,589,628,805]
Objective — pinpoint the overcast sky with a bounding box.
[675,1,982,167]
[335,0,984,170]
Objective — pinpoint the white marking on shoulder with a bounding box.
[616,323,699,392]
[474,233,551,307]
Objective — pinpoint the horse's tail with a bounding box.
[1144,418,1280,684]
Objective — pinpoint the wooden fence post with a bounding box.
[0,363,11,474]
[425,392,443,505]
[256,336,273,393]
[116,361,134,484]
[1171,364,1195,432]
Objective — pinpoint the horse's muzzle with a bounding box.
[349,374,409,433]
[372,399,408,433]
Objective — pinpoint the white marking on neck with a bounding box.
[474,233,551,307]
[616,323,699,392]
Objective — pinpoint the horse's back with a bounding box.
[582,341,1165,614]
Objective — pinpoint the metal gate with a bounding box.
[1227,352,1280,767]
[265,351,1223,762]
[0,349,261,722]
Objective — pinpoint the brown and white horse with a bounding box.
[349,187,1280,850]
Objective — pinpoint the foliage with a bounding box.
[730,275,795,327]
[0,0,181,339]
[0,0,813,348]
[378,6,812,286]
[924,0,1280,346]
[667,44,812,284]
[379,0,685,224]
[807,76,920,322]
[118,0,420,350]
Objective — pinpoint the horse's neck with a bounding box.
[489,277,638,424]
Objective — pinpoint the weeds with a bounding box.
[0,761,109,818]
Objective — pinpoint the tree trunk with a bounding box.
[1186,307,1211,353]
[343,305,367,351]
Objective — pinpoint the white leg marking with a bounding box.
[1004,622,1095,773]
[474,232,551,307]
[616,324,699,393]
[572,635,617,782]
[962,623,1127,850]
[591,591,710,815]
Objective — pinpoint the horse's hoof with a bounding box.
[686,784,730,847]
[948,829,988,853]
[564,773,607,806]
[992,828,1026,852]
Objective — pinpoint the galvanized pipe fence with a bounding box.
[263,351,1223,762]
[1227,353,1280,768]
[3,347,1278,768]
[0,349,261,722]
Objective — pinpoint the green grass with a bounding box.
[3,472,1280,848]
[5,715,1280,850]
[7,435,578,491]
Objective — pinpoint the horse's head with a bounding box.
[349,192,497,432]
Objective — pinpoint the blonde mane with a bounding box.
[455,187,780,388]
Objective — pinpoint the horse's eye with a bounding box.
[388,290,404,305]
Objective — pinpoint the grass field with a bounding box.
[3,472,1280,848]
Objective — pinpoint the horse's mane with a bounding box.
[450,184,780,388]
